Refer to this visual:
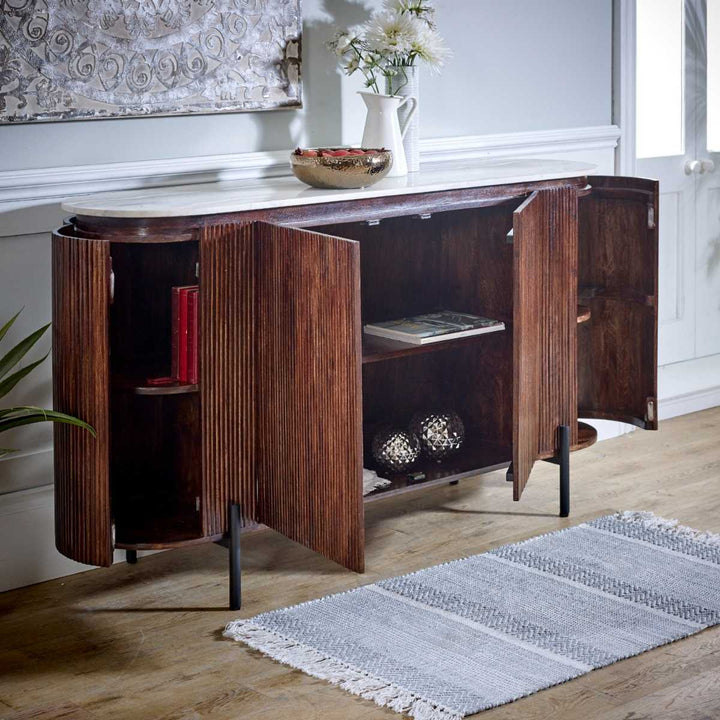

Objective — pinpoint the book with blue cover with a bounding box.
[364,311,505,345]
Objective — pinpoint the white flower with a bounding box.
[364,11,423,56]
[411,26,451,70]
[326,31,355,57]
[383,0,436,28]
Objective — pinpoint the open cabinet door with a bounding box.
[578,176,658,429]
[52,228,112,566]
[254,222,365,572]
[512,189,578,499]
[200,223,257,537]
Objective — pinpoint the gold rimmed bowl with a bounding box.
[290,147,393,190]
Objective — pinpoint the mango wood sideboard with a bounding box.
[53,160,659,608]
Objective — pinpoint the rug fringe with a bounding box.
[223,621,462,720]
[617,510,720,547]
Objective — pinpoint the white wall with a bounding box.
[0,0,616,591]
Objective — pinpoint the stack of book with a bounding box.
[171,285,199,383]
[363,310,504,345]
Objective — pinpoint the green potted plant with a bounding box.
[0,310,94,456]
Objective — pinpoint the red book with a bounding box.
[171,287,180,381]
[171,285,198,382]
[187,288,199,384]
[178,288,189,382]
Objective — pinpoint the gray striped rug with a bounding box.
[224,512,720,719]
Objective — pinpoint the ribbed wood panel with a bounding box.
[255,222,364,573]
[512,188,578,500]
[52,228,112,566]
[538,187,578,456]
[200,224,256,536]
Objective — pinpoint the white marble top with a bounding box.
[62,157,596,219]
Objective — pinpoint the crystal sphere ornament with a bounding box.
[371,427,421,473]
[409,409,465,461]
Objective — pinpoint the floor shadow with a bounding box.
[433,506,557,519]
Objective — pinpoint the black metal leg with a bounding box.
[126,550,137,564]
[229,503,242,611]
[506,462,514,482]
[559,425,570,518]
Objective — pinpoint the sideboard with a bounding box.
[53,159,659,608]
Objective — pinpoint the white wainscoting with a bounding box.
[0,124,627,593]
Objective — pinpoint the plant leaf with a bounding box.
[0,407,95,436]
[0,323,50,380]
[0,309,22,345]
[0,351,49,399]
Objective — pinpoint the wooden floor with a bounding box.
[2,408,720,720]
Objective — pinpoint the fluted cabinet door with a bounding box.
[578,177,659,430]
[254,222,364,573]
[200,223,256,536]
[512,188,579,499]
[52,228,112,566]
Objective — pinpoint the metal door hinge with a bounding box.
[195,496,201,512]
[646,398,656,424]
[108,257,115,304]
[647,205,656,230]
[418,213,432,220]
[195,261,199,278]
[367,219,381,226]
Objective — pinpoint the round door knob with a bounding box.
[685,160,701,175]
[701,159,716,173]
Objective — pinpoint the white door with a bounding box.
[695,0,720,357]
[636,0,696,365]
[635,0,720,365]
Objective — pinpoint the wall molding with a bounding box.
[660,386,720,420]
[0,125,620,209]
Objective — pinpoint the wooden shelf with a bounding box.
[364,437,510,502]
[132,382,198,396]
[112,376,199,396]
[574,421,598,451]
[362,328,506,365]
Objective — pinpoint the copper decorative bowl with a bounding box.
[290,148,393,190]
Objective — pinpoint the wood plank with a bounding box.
[578,176,659,430]
[200,223,256,535]
[52,227,112,567]
[254,222,365,573]
[512,187,578,498]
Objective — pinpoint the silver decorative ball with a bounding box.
[409,410,465,461]
[371,427,421,473]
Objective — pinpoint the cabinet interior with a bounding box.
[109,240,201,546]
[317,203,518,490]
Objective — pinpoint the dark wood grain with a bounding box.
[316,203,516,326]
[512,187,578,499]
[200,223,256,536]
[578,176,659,430]
[51,173,657,573]
[254,222,364,573]
[52,227,112,567]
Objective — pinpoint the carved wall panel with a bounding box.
[0,0,301,123]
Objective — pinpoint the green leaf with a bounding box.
[0,351,49,399]
[0,323,50,380]
[0,309,22,345]
[0,407,95,436]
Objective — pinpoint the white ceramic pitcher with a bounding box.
[359,92,418,177]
